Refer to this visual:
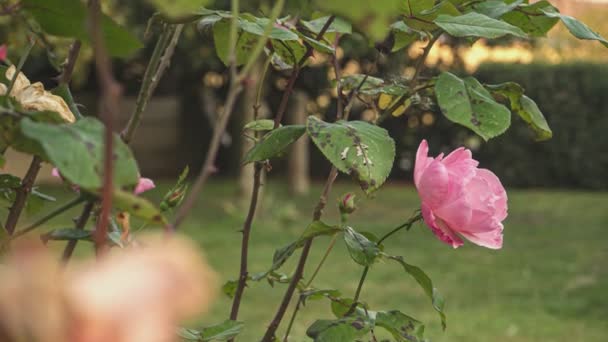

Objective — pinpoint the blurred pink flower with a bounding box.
[52,169,154,195]
[0,234,217,342]
[134,177,155,195]
[414,140,507,249]
[0,45,7,61]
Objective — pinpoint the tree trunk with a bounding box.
[288,90,310,195]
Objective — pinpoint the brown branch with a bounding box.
[58,40,82,84]
[172,83,242,229]
[228,163,262,324]
[273,15,335,128]
[87,0,120,254]
[61,201,95,262]
[262,47,351,340]
[122,24,184,144]
[4,156,42,234]
[228,21,340,321]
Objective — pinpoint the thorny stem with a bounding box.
[228,54,272,330]
[228,164,262,327]
[281,50,374,341]
[122,24,184,144]
[88,0,119,254]
[344,266,369,316]
[4,156,41,235]
[282,232,338,341]
[277,56,368,341]
[231,17,336,333]
[62,201,95,262]
[58,40,82,85]
[11,196,86,239]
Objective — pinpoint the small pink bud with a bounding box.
[339,192,357,214]
[134,177,155,195]
[0,45,7,62]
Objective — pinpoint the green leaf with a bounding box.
[22,0,142,57]
[435,72,511,141]
[145,0,209,18]
[402,0,434,16]
[330,297,357,318]
[40,228,92,243]
[471,0,524,19]
[517,95,552,141]
[160,166,189,212]
[208,13,304,67]
[307,116,395,193]
[178,320,244,341]
[501,1,559,37]
[314,0,402,41]
[302,220,343,239]
[541,10,608,47]
[301,288,342,303]
[434,12,527,39]
[300,16,352,35]
[390,21,426,52]
[200,320,244,341]
[254,221,341,280]
[298,34,335,54]
[242,125,306,164]
[222,280,238,299]
[19,117,140,189]
[386,254,446,329]
[404,1,460,31]
[375,310,425,342]
[243,119,276,131]
[340,74,408,96]
[112,189,167,224]
[306,317,371,342]
[486,82,552,141]
[343,226,380,266]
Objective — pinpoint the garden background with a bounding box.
[1,0,607,341]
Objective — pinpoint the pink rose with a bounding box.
[0,45,6,61]
[414,140,507,249]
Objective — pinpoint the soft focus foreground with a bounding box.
[32,181,608,342]
[0,233,216,342]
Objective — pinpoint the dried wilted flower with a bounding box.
[0,66,76,123]
[0,234,217,342]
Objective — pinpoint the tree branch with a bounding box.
[228,163,262,325]
[11,196,86,239]
[121,24,184,144]
[87,0,120,254]
[267,55,371,341]
[62,201,95,262]
[228,16,334,318]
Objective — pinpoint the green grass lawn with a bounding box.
[31,180,608,342]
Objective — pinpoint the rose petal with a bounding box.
[459,227,503,249]
[422,203,464,248]
[416,159,449,208]
[414,139,431,186]
[476,169,508,221]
